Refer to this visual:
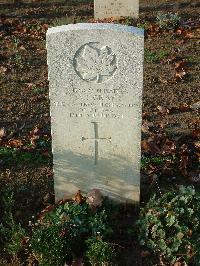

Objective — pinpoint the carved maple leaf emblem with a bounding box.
[75,44,117,82]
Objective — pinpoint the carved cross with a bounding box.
[82,122,111,165]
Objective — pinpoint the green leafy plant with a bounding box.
[137,22,149,30]
[144,48,169,63]
[136,186,200,265]
[86,237,116,266]
[52,15,85,27]
[12,53,25,70]
[0,189,26,257]
[156,12,180,30]
[0,146,49,166]
[30,199,114,265]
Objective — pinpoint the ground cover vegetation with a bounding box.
[0,0,199,265]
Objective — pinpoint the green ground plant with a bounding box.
[156,12,180,30]
[86,237,116,266]
[52,15,86,27]
[0,146,49,166]
[144,48,169,63]
[0,189,26,257]
[136,186,200,265]
[30,200,115,266]
[141,155,175,170]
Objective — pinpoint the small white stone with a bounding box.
[191,101,200,110]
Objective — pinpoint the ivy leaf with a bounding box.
[177,232,184,240]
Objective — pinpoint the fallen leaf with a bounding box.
[71,258,83,266]
[175,68,186,80]
[42,150,50,157]
[162,139,176,155]
[74,190,85,204]
[141,138,161,154]
[194,141,200,149]
[173,262,182,266]
[19,45,26,50]
[157,105,169,115]
[0,66,8,74]
[141,121,150,133]
[8,139,23,148]
[175,61,187,69]
[0,127,6,138]
[179,154,189,176]
[179,103,191,112]
[141,250,151,257]
[191,129,200,138]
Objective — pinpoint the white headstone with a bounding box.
[47,23,144,203]
[94,0,139,20]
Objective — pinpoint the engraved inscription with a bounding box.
[74,42,117,83]
[82,122,111,165]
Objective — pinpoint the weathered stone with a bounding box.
[94,0,139,20]
[46,23,144,203]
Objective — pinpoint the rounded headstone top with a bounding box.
[47,23,144,36]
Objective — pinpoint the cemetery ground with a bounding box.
[0,0,200,265]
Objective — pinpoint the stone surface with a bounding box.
[47,23,144,203]
[94,0,139,20]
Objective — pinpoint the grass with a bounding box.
[144,48,169,63]
[0,147,50,166]
[141,155,175,170]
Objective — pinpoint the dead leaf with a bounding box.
[141,250,151,257]
[188,229,193,237]
[74,190,85,204]
[175,61,187,70]
[141,121,150,133]
[43,24,49,31]
[19,45,26,50]
[179,154,189,176]
[148,23,160,37]
[71,258,83,266]
[157,105,169,115]
[162,139,176,155]
[0,66,8,74]
[8,139,23,148]
[178,103,191,112]
[0,127,6,138]
[173,262,182,266]
[191,129,200,138]
[141,138,161,154]
[42,150,51,157]
[175,68,186,80]
[194,141,200,149]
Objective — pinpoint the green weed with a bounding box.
[0,146,50,166]
[0,190,26,257]
[144,48,169,63]
[51,16,85,27]
[31,201,115,265]
[141,155,172,170]
[136,186,200,265]
[156,12,180,30]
